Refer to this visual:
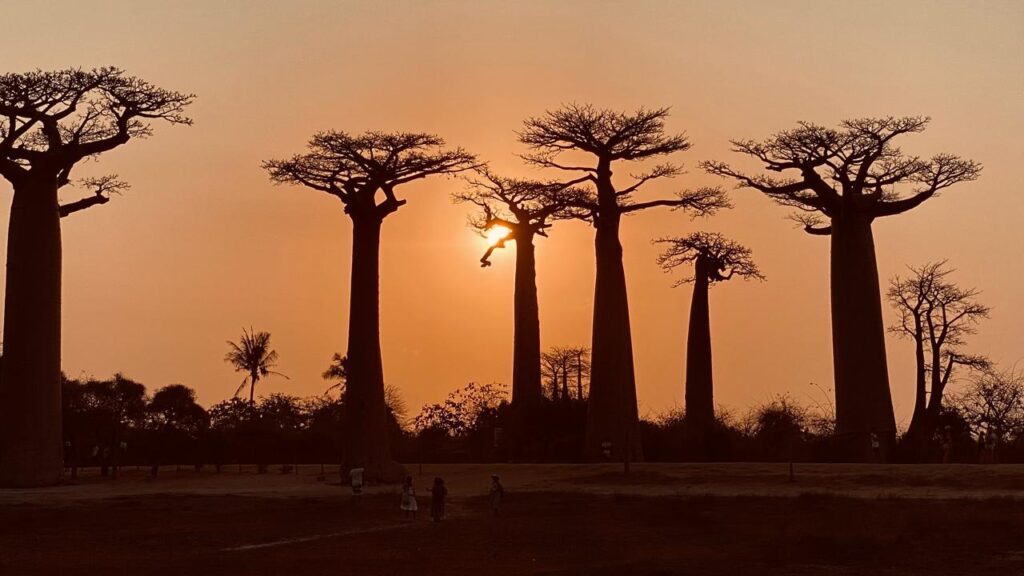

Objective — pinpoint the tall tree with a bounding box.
[541,345,591,401]
[520,105,728,459]
[224,328,287,405]
[453,169,582,409]
[703,117,981,460]
[265,132,476,481]
[887,261,990,452]
[655,232,762,440]
[0,68,193,486]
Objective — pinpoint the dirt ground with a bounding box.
[2,464,1023,575]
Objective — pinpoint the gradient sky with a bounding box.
[1,0,1022,427]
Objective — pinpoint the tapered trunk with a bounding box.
[903,317,930,453]
[585,172,642,460]
[685,257,714,431]
[511,235,542,407]
[0,175,64,487]
[830,214,896,460]
[343,211,403,482]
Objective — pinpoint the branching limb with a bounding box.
[58,175,129,218]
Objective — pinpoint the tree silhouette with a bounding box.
[453,169,583,409]
[656,232,762,442]
[0,67,193,486]
[322,353,349,398]
[224,328,287,405]
[703,117,981,460]
[146,384,209,475]
[887,261,990,453]
[540,345,591,401]
[265,131,477,481]
[520,104,729,459]
[950,367,1024,442]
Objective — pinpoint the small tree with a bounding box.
[146,384,209,474]
[520,104,729,460]
[950,368,1024,442]
[322,353,349,398]
[224,328,287,405]
[703,117,981,460]
[887,261,990,451]
[0,67,193,486]
[656,232,762,438]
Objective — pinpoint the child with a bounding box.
[430,477,448,522]
[400,476,418,520]
[488,474,504,517]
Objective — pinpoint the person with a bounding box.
[400,476,418,520]
[978,432,990,464]
[869,429,881,461]
[488,474,504,517]
[941,426,953,464]
[430,477,448,522]
[349,467,365,507]
[985,430,998,464]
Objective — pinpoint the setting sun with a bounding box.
[485,224,512,246]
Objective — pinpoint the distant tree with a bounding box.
[81,374,147,476]
[656,232,762,437]
[950,367,1024,441]
[887,261,990,451]
[703,117,982,460]
[454,169,583,410]
[0,67,193,486]
[322,353,348,398]
[413,382,508,438]
[146,384,209,474]
[540,346,591,402]
[224,328,286,405]
[266,131,477,481]
[520,104,729,460]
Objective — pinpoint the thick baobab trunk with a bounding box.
[511,235,542,407]
[685,257,714,432]
[343,212,404,482]
[0,176,64,487]
[830,215,896,461]
[585,200,642,461]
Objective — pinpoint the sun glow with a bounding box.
[485,224,512,246]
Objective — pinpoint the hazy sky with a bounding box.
[1,0,1022,426]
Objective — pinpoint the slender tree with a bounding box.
[0,68,193,486]
[224,328,287,405]
[703,117,981,460]
[887,261,990,452]
[453,169,582,409]
[655,232,762,440]
[520,105,728,459]
[265,132,477,481]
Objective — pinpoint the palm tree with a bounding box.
[224,328,287,405]
[322,353,349,398]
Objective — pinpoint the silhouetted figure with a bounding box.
[266,132,477,482]
[430,477,447,522]
[520,105,730,461]
[489,475,504,516]
[941,426,953,464]
[349,466,365,503]
[704,117,981,462]
[0,68,193,487]
[870,429,881,462]
[401,476,418,520]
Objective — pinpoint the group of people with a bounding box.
[348,467,504,523]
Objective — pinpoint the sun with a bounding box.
[485,224,512,246]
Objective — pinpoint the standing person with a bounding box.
[430,477,448,522]
[488,474,504,517]
[986,430,998,464]
[349,467,365,507]
[941,426,953,464]
[400,476,418,521]
[869,429,881,462]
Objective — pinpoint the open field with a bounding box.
[2,464,1024,575]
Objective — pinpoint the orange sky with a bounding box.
[1,1,1022,427]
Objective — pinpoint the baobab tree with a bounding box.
[265,132,477,480]
[703,117,982,459]
[888,261,990,453]
[655,232,762,441]
[453,169,583,409]
[520,104,729,459]
[541,345,591,402]
[224,328,287,405]
[0,67,193,486]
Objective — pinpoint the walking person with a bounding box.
[430,477,448,522]
[488,474,504,517]
[349,466,365,508]
[400,476,418,521]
